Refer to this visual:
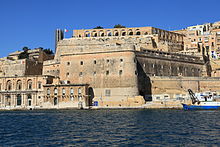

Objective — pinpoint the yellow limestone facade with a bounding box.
[2,24,220,109]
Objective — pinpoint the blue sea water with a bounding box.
[0,109,220,146]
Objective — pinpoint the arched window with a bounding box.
[144,32,148,35]
[93,32,97,37]
[122,32,126,36]
[85,31,90,37]
[100,32,104,36]
[6,80,12,91]
[107,31,112,36]
[136,31,141,35]
[54,88,58,95]
[27,79,32,90]
[16,80,22,90]
[114,31,119,36]
[128,32,133,35]
[86,33,90,37]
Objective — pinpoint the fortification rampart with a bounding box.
[150,76,220,96]
[0,59,43,77]
[55,27,185,59]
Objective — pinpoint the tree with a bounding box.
[38,47,44,50]
[18,46,30,59]
[114,24,126,28]
[93,26,104,29]
[43,49,54,55]
[22,46,30,52]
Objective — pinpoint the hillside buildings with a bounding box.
[174,21,220,76]
[1,21,220,109]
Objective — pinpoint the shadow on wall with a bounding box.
[137,61,152,101]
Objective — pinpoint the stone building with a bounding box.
[42,26,204,107]
[0,75,53,109]
[43,83,89,108]
[0,48,90,109]
[174,21,220,76]
[2,24,220,109]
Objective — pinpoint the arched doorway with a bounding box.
[17,94,22,106]
[27,94,32,106]
[54,97,58,105]
[88,87,94,106]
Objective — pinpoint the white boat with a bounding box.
[182,89,220,110]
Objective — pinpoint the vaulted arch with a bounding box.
[6,80,12,91]
[16,80,22,90]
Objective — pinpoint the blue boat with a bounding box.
[182,103,220,110]
[182,89,220,110]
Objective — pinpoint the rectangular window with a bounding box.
[47,88,50,95]
[80,61,83,65]
[28,83,32,90]
[105,89,111,97]
[66,72,70,77]
[119,70,123,75]
[54,88,58,95]
[135,71,138,75]
[78,88,82,95]
[70,88,74,95]
[106,70,109,75]
[79,72,83,76]
[134,58,136,63]
[38,83,41,89]
[94,60,96,64]
[212,42,214,46]
[62,88,66,95]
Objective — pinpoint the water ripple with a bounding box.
[1,109,220,146]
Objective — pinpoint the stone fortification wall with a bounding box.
[73,27,183,44]
[0,59,26,77]
[55,27,184,59]
[25,60,43,75]
[150,76,220,96]
[43,59,60,77]
[0,58,43,77]
[136,49,203,77]
[59,50,139,101]
[55,37,136,59]
[136,49,204,99]
[139,76,220,108]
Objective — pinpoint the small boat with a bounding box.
[182,89,220,110]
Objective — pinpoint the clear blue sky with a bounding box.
[0,0,219,58]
